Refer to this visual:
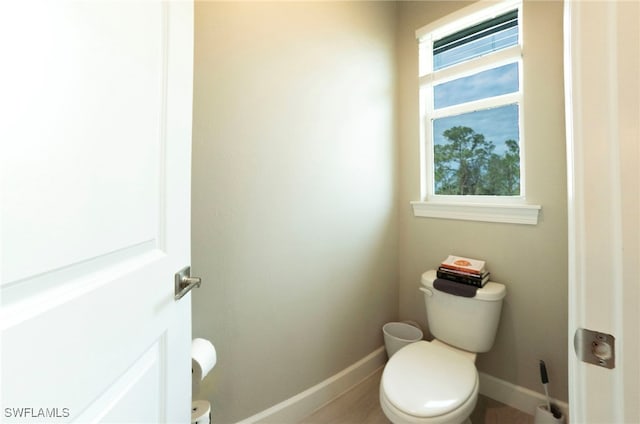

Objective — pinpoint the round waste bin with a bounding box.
[383,322,423,358]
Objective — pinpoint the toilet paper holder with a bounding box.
[175,266,202,300]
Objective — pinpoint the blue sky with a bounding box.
[434,63,518,109]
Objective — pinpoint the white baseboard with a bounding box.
[479,372,570,420]
[236,346,387,424]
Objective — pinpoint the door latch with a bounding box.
[574,328,615,369]
[174,266,202,300]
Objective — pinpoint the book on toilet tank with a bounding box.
[437,267,490,287]
[440,255,486,276]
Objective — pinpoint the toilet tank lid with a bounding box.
[421,270,506,301]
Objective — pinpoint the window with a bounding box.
[412,0,540,224]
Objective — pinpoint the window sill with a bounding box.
[410,201,541,225]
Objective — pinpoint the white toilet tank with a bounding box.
[421,270,506,353]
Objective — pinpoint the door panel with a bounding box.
[1,1,193,422]
[2,1,164,287]
[75,339,164,423]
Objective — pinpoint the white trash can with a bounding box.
[383,322,423,358]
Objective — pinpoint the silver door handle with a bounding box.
[175,266,202,300]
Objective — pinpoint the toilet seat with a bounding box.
[380,341,478,422]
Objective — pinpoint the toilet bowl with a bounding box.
[380,340,478,424]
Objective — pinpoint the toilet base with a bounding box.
[379,382,477,424]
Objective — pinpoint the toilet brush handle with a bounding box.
[539,360,552,411]
[539,360,549,384]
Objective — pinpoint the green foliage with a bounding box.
[434,126,520,196]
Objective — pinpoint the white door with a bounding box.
[565,1,640,422]
[0,1,194,423]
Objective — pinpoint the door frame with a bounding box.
[565,1,640,422]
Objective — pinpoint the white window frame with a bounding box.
[412,0,541,225]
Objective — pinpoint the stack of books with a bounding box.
[437,255,490,288]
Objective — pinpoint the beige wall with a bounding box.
[191,2,398,422]
[396,0,568,402]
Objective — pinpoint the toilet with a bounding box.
[380,270,506,424]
